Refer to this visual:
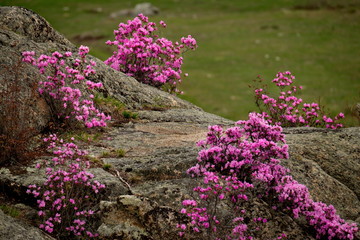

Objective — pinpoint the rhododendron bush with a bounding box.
[22,46,111,129]
[179,113,358,239]
[253,71,344,129]
[27,134,105,238]
[22,46,108,238]
[105,14,197,94]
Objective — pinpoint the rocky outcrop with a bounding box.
[0,6,226,141]
[0,6,74,153]
[283,127,360,222]
[94,125,360,239]
[0,6,359,240]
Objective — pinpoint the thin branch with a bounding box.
[115,170,134,195]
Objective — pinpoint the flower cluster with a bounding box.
[27,134,105,238]
[179,173,257,239]
[105,14,197,94]
[275,176,358,239]
[253,71,344,129]
[179,113,357,239]
[22,46,111,128]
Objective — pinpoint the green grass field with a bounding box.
[2,0,360,126]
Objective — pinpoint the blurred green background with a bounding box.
[2,0,360,126]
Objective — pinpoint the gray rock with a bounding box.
[0,6,76,156]
[0,162,129,202]
[88,168,130,197]
[0,209,55,240]
[98,195,186,240]
[136,108,233,124]
[98,194,316,240]
[283,127,360,221]
[0,6,74,46]
[109,2,159,18]
[88,122,215,183]
[0,163,47,203]
[133,3,159,16]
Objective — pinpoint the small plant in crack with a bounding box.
[101,148,126,158]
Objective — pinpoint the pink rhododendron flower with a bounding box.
[252,71,344,129]
[22,46,111,128]
[178,113,356,239]
[26,135,105,238]
[105,14,197,94]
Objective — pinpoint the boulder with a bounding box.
[283,127,360,221]
[109,3,159,18]
[133,3,159,16]
[0,6,76,160]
